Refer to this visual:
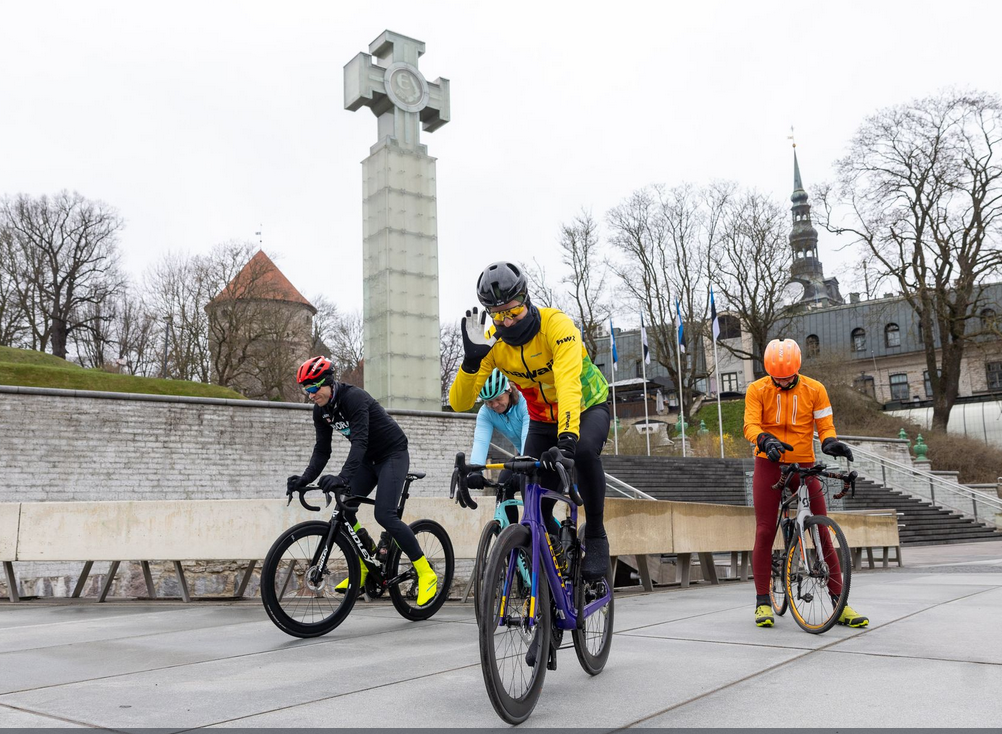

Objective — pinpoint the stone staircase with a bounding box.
[601,454,1002,546]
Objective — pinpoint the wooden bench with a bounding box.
[0,498,901,601]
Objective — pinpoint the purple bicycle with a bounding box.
[453,451,614,724]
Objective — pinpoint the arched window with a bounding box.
[851,328,866,353]
[885,323,901,348]
[806,334,820,358]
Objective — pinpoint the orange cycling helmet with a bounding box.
[763,339,802,379]
[297,356,333,384]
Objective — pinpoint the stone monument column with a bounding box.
[344,30,450,410]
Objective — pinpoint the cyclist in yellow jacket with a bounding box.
[744,338,869,628]
[449,261,612,580]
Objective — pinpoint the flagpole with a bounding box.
[710,287,725,459]
[609,321,619,455]
[640,316,651,457]
[676,331,686,458]
[712,330,725,459]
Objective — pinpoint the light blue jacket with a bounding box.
[470,395,530,465]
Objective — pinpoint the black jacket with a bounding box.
[300,383,408,484]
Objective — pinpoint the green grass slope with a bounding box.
[0,347,245,400]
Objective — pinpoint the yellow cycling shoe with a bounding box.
[837,604,869,628]
[335,559,367,593]
[412,555,438,607]
[755,604,775,627]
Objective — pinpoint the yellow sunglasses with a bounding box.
[488,303,527,323]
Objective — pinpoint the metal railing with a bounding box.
[817,439,1002,530]
[489,442,656,501]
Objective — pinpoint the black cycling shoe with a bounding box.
[582,536,610,581]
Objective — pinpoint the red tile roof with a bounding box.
[209,250,315,312]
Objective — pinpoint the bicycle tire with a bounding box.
[785,515,851,634]
[261,520,359,638]
[479,523,550,725]
[572,554,614,675]
[473,520,502,625]
[770,549,788,616]
[387,519,455,621]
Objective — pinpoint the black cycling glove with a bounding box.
[317,474,347,492]
[286,475,306,494]
[822,437,855,462]
[556,433,577,462]
[466,471,486,490]
[757,432,794,463]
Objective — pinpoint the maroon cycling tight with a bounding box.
[753,457,843,598]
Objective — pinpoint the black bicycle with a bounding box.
[261,471,454,638]
[769,463,857,634]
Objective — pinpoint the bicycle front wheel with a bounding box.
[785,515,851,634]
[387,519,455,621]
[770,550,788,616]
[572,552,614,675]
[479,524,550,725]
[260,521,359,638]
[474,520,502,625]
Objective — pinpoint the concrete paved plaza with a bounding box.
[1,542,1001,729]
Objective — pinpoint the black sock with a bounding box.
[756,594,770,607]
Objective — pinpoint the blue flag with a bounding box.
[675,300,686,354]
[609,319,618,371]
[710,287,720,342]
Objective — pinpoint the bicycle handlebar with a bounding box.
[770,462,858,499]
[452,451,583,507]
[286,485,333,512]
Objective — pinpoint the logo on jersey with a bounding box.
[555,335,576,345]
[508,359,554,381]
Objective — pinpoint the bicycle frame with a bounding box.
[500,477,612,633]
[293,474,421,590]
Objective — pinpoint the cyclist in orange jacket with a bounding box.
[743,338,869,629]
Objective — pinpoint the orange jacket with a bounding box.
[743,374,837,463]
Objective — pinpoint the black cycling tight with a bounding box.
[522,402,610,539]
[341,449,423,561]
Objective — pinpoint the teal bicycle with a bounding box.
[451,453,526,625]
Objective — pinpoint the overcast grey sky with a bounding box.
[2,0,999,325]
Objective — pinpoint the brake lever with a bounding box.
[555,463,583,507]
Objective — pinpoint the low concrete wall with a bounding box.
[1,498,900,599]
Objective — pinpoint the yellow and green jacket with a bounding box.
[449,308,609,438]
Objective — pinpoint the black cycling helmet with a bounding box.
[476,261,528,309]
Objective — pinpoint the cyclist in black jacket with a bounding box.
[287,356,438,606]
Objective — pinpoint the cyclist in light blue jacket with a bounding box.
[466,369,529,521]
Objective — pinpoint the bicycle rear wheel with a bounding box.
[785,515,850,634]
[260,521,358,638]
[387,519,455,621]
[474,519,502,625]
[572,551,614,675]
[479,524,550,725]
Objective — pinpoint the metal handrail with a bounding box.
[488,442,656,501]
[824,440,1002,528]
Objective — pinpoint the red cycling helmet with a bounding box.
[296,356,333,384]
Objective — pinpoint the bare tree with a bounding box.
[440,320,464,404]
[710,188,794,375]
[521,257,564,311]
[557,209,611,358]
[143,250,212,382]
[0,229,29,347]
[115,286,159,376]
[607,184,723,419]
[312,296,364,388]
[0,191,124,359]
[817,91,1002,429]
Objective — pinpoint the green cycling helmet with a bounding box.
[479,369,509,401]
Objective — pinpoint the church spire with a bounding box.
[792,149,806,200]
